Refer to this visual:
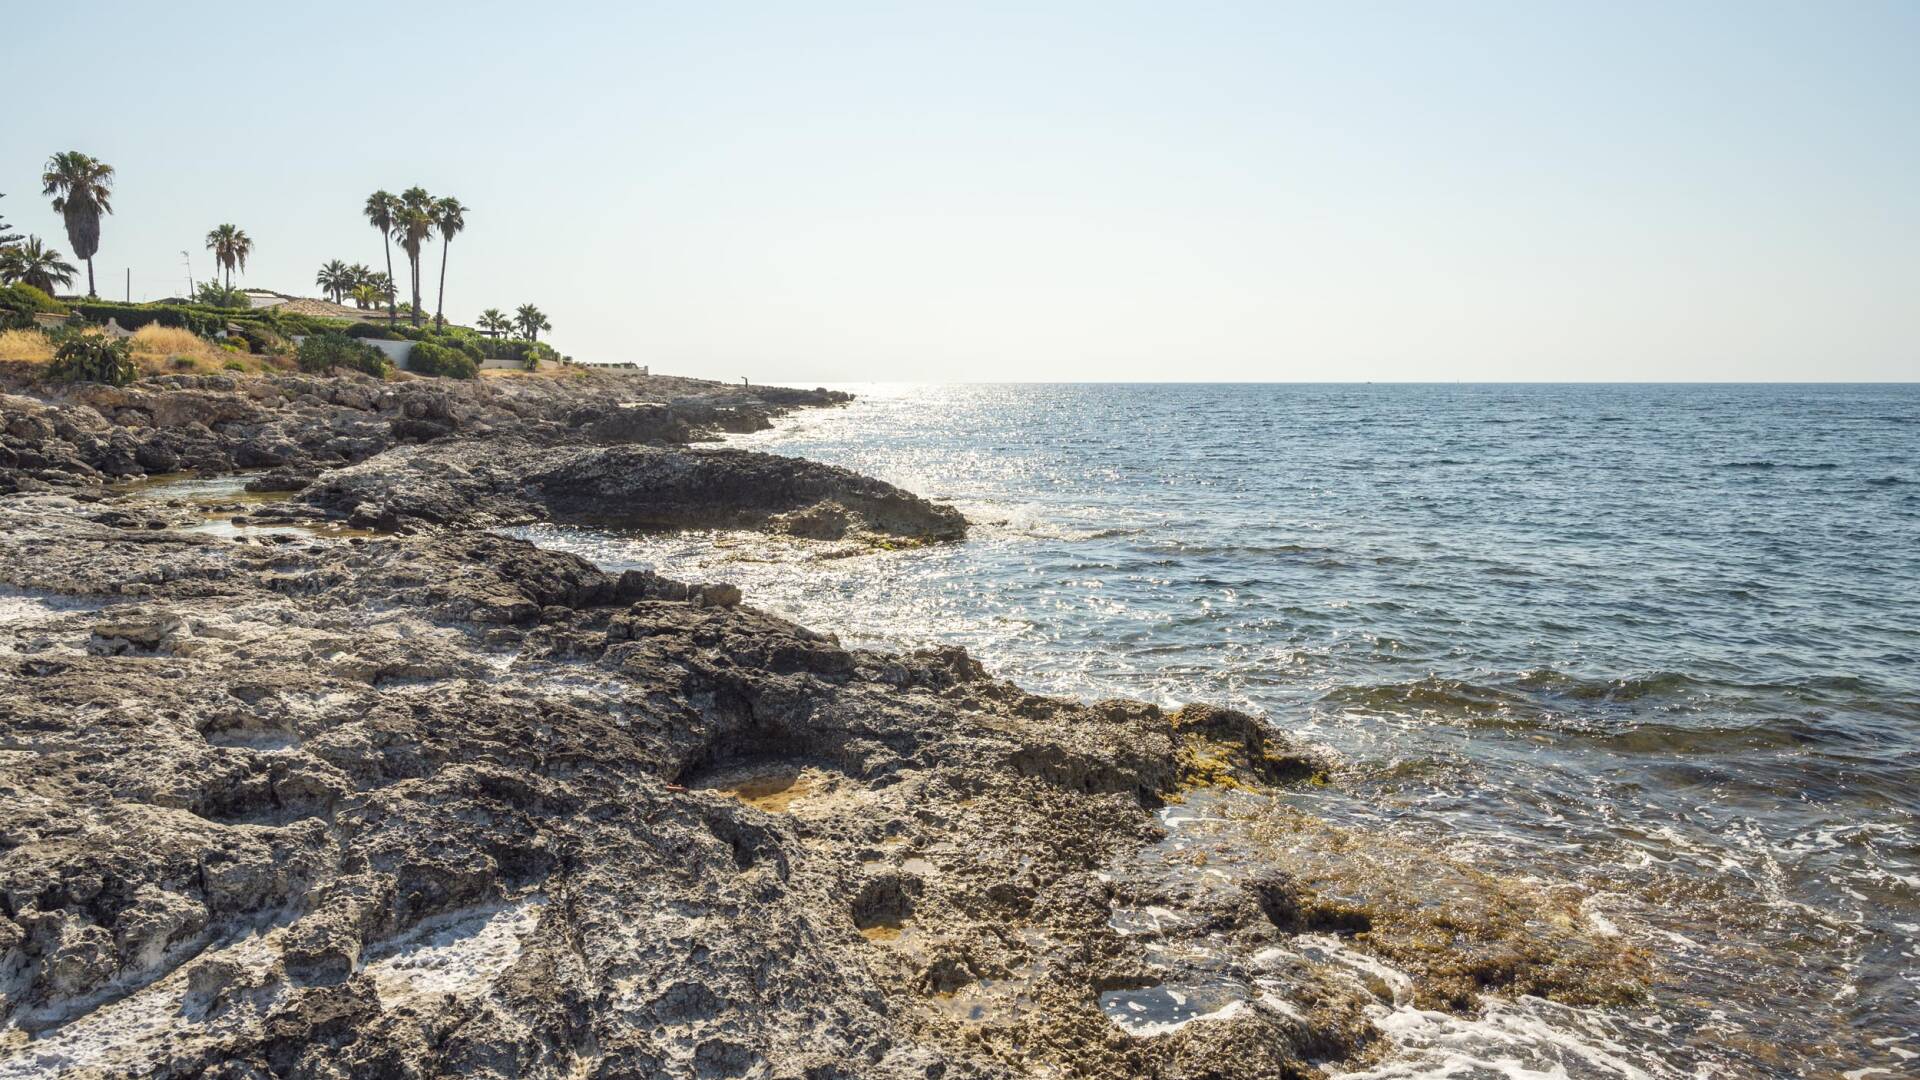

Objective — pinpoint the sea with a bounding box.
[509,383,1919,1079]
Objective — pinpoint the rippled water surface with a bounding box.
[514,383,1919,1077]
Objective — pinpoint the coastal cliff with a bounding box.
[0,373,1637,1078]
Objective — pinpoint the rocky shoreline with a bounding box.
[0,372,1639,1078]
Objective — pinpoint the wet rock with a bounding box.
[298,441,968,543]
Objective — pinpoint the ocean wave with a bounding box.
[1317,669,1719,723]
[1319,677,1532,717]
[1510,668,1706,701]
[1718,460,1840,471]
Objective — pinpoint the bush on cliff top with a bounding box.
[46,333,136,386]
[192,281,251,309]
[228,321,291,356]
[0,283,65,330]
[297,331,390,377]
[406,339,478,379]
[71,301,228,338]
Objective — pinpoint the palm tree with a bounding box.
[366,270,395,311]
[478,308,511,338]
[204,224,253,289]
[514,303,551,342]
[351,283,382,309]
[431,196,468,329]
[392,187,436,327]
[363,190,399,325]
[315,259,352,304]
[0,236,78,295]
[41,151,115,298]
[0,194,20,249]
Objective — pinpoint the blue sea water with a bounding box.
[513,383,1920,1077]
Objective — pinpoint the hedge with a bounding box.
[1,284,66,330]
[297,332,390,377]
[70,301,227,338]
[406,340,478,379]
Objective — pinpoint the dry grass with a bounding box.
[479,366,568,380]
[0,329,55,363]
[130,325,226,362]
[126,324,275,376]
[2,325,291,382]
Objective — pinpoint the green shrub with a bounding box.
[47,334,136,386]
[1,283,66,314]
[18,283,65,312]
[229,322,289,356]
[0,283,66,330]
[223,359,246,371]
[518,341,560,371]
[297,332,390,377]
[264,312,346,338]
[406,340,478,379]
[171,356,199,370]
[193,282,251,308]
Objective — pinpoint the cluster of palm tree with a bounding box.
[0,152,114,300]
[314,259,394,309]
[362,188,467,328]
[10,154,524,346]
[477,304,551,342]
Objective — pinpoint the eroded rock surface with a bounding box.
[0,371,848,494]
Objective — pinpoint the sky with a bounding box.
[7,1,1916,382]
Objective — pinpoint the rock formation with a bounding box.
[0,372,1638,1078]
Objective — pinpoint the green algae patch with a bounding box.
[1170,702,1327,795]
[1234,800,1652,1011]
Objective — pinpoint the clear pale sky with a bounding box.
[8,2,1916,382]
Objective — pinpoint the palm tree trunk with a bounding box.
[86,257,96,299]
[434,239,449,329]
[410,256,422,326]
[382,236,397,326]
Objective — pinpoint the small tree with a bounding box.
[194,281,249,308]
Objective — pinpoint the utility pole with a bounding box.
[182,251,193,296]
[126,268,131,302]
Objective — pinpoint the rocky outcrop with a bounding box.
[297,441,967,543]
[0,372,849,495]
[0,493,1335,1079]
